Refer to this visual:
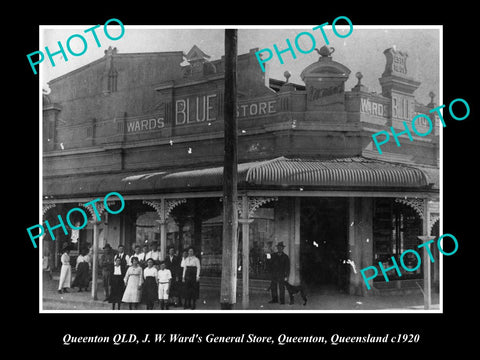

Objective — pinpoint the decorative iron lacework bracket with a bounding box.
[429,214,440,233]
[394,198,425,219]
[238,196,278,219]
[220,196,278,219]
[143,199,187,222]
[42,201,56,216]
[395,198,440,233]
[78,202,108,223]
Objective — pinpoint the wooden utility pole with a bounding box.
[220,29,238,310]
[91,221,99,300]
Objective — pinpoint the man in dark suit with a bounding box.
[114,245,129,276]
[99,243,115,301]
[269,242,290,305]
[165,247,182,307]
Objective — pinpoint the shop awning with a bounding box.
[43,157,438,199]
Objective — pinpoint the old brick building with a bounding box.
[42,41,439,297]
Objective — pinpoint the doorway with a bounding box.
[300,198,348,292]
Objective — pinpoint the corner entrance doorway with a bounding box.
[300,198,349,292]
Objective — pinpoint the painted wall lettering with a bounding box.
[175,94,217,125]
[308,84,344,102]
[236,100,276,117]
[360,98,387,117]
[175,93,277,126]
[126,117,165,133]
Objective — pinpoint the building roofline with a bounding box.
[47,51,185,85]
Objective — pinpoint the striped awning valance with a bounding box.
[43,157,437,198]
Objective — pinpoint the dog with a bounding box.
[283,281,308,306]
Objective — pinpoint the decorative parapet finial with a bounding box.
[351,71,368,92]
[284,70,291,83]
[104,46,118,56]
[355,71,363,85]
[315,45,335,60]
[428,91,436,108]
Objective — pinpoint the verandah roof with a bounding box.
[43,157,438,199]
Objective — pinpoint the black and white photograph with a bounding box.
[15,7,477,353]
[38,25,441,313]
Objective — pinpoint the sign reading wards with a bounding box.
[360,98,388,117]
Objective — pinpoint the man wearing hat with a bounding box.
[99,243,114,301]
[269,241,290,305]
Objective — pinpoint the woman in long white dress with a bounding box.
[122,256,143,310]
[58,246,72,294]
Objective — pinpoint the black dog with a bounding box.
[283,281,307,306]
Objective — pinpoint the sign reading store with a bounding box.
[126,93,277,134]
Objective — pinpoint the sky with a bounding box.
[40,25,440,104]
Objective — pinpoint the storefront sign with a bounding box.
[360,98,387,117]
[174,94,277,126]
[126,116,165,133]
[392,94,414,120]
[175,94,217,125]
[236,100,276,117]
[122,96,277,134]
[308,83,344,102]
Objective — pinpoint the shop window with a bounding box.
[245,207,275,280]
[164,199,276,279]
[373,199,423,281]
[136,212,160,246]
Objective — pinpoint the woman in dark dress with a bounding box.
[182,247,201,310]
[142,258,158,310]
[178,249,188,307]
[72,248,90,292]
[109,257,125,310]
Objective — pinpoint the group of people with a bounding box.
[57,245,91,294]
[100,242,201,310]
[55,239,292,309]
[56,241,201,310]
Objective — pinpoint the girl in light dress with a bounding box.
[122,256,143,310]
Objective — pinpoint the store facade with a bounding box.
[42,43,439,296]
